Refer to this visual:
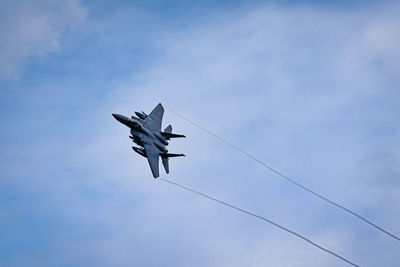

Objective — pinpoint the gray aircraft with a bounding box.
[112,103,185,178]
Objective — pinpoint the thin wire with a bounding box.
[160,178,360,267]
[166,107,400,242]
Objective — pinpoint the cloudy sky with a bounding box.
[1,0,399,266]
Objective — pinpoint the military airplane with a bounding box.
[112,103,185,178]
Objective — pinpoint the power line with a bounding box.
[166,107,400,242]
[160,178,360,267]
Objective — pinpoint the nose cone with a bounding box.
[112,113,128,125]
[112,113,121,121]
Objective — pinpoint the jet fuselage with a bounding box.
[112,103,185,178]
[112,113,167,153]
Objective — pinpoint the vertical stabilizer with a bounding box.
[164,124,172,134]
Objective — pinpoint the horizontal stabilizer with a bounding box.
[161,132,186,139]
[160,153,185,158]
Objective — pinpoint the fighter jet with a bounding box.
[112,103,185,178]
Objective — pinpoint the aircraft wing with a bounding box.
[143,142,160,178]
[145,103,164,132]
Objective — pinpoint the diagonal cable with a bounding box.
[166,107,400,242]
[160,178,360,267]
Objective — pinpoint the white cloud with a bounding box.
[95,3,400,266]
[0,0,86,79]
[2,1,400,266]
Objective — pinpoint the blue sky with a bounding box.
[1,0,399,266]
